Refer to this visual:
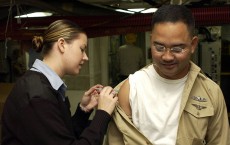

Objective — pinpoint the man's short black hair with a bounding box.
[151,5,195,37]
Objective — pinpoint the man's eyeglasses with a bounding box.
[152,44,188,54]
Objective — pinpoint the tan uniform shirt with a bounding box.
[117,44,144,76]
[104,62,230,145]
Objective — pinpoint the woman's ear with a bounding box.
[57,38,66,53]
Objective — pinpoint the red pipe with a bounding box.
[192,6,230,26]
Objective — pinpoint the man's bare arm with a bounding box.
[118,79,132,116]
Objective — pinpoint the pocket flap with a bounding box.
[192,138,205,145]
[184,103,214,118]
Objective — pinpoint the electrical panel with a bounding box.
[199,41,221,85]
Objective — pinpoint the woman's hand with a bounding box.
[97,86,118,115]
[80,84,103,112]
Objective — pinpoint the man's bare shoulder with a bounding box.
[118,79,131,116]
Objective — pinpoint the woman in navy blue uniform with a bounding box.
[1,19,118,145]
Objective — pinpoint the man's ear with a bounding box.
[191,36,199,54]
[57,38,65,53]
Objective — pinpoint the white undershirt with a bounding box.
[129,65,188,145]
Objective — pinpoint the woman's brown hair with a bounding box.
[32,19,86,56]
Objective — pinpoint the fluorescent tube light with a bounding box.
[140,8,158,13]
[15,12,53,18]
[115,9,135,14]
[128,8,145,12]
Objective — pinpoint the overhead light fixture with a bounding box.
[115,9,135,14]
[15,12,53,18]
[140,8,158,13]
[128,8,145,12]
[115,8,158,14]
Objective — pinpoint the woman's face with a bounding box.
[150,22,198,79]
[63,33,88,75]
